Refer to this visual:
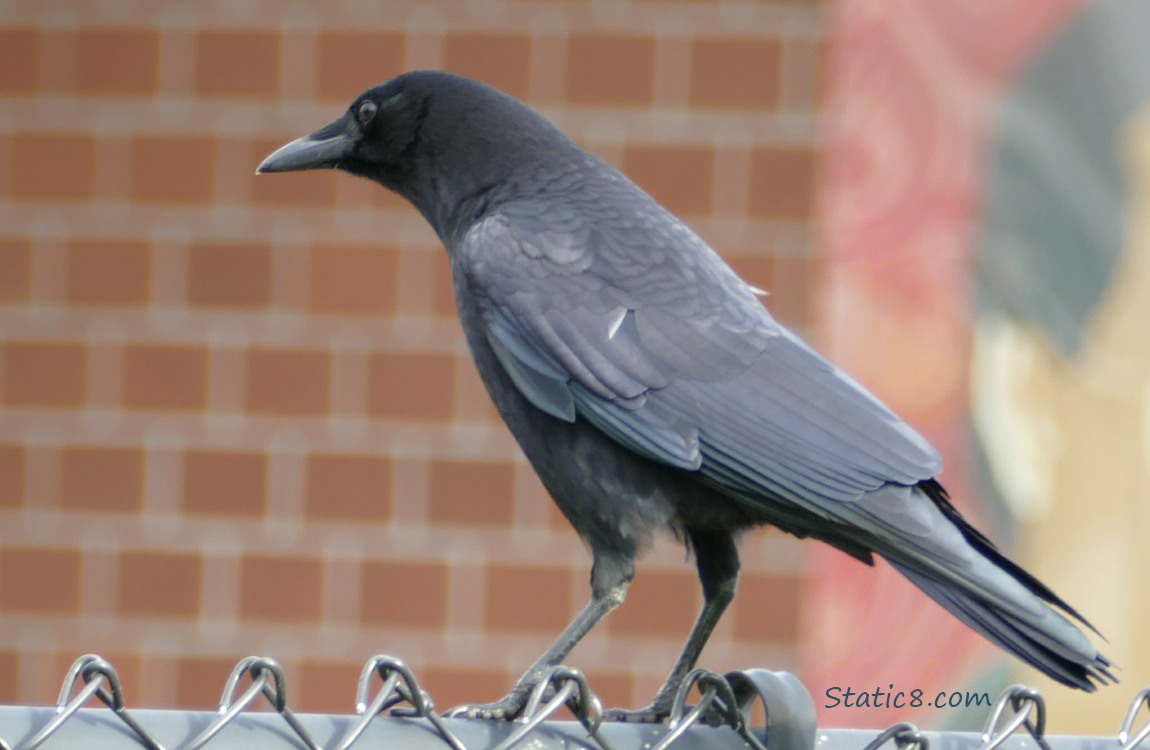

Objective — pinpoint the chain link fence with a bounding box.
[0,653,1146,750]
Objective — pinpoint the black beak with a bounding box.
[257,116,357,174]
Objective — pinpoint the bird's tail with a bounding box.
[888,561,1114,689]
[878,481,1115,690]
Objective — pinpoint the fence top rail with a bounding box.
[0,654,1144,750]
[0,705,1141,750]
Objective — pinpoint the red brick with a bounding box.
[3,342,87,407]
[815,39,831,106]
[66,239,150,306]
[768,254,813,327]
[748,148,816,220]
[182,450,267,517]
[579,671,634,713]
[245,348,330,416]
[296,661,360,713]
[118,551,202,618]
[545,486,571,530]
[443,33,532,100]
[60,446,144,513]
[0,548,81,614]
[315,32,406,101]
[194,31,279,98]
[484,564,574,633]
[0,651,16,702]
[731,250,815,326]
[607,569,699,637]
[76,28,159,96]
[0,239,32,301]
[304,454,391,522]
[367,180,409,209]
[0,29,38,94]
[401,246,456,317]
[252,138,338,207]
[112,654,144,706]
[727,254,773,297]
[131,136,215,204]
[360,561,449,629]
[427,460,515,526]
[731,572,800,641]
[729,251,810,328]
[176,657,237,708]
[367,353,455,421]
[11,133,95,201]
[567,36,655,106]
[421,666,511,712]
[187,242,271,308]
[0,445,24,508]
[622,146,714,216]
[124,345,209,411]
[782,38,826,109]
[689,38,782,109]
[514,470,563,530]
[239,556,323,622]
[428,249,457,317]
[309,243,399,316]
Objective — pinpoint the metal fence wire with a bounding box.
[0,653,1146,750]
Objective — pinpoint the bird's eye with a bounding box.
[357,100,378,126]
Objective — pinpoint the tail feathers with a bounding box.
[919,480,1100,634]
[870,481,1114,690]
[889,560,1116,690]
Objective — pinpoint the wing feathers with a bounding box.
[572,384,701,469]
[463,208,941,504]
[485,326,575,422]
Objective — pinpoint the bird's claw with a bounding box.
[446,688,535,721]
[603,703,671,724]
[605,699,731,726]
[447,702,517,721]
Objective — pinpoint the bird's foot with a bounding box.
[605,692,733,726]
[603,701,671,724]
[446,686,534,721]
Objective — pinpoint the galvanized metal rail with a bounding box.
[0,654,1145,750]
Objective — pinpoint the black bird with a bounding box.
[258,70,1113,720]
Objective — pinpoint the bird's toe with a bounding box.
[446,689,533,721]
[603,704,671,724]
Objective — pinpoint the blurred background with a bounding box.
[0,0,1146,735]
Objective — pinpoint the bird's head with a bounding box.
[258,70,573,241]
[257,74,425,189]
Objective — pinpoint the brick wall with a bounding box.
[0,1,824,711]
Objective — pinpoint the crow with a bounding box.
[258,70,1113,721]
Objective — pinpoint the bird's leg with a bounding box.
[606,529,740,723]
[450,555,633,720]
